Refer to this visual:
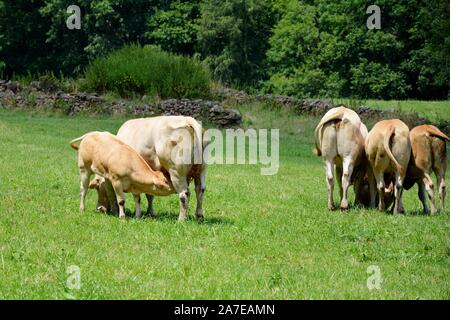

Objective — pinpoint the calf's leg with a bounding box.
[104,179,118,214]
[111,180,126,219]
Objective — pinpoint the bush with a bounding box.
[83,44,212,99]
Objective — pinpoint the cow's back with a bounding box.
[117,116,201,175]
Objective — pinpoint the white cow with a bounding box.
[314,107,369,211]
[103,116,207,222]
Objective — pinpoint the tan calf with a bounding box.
[70,132,174,219]
[404,125,449,214]
[314,107,368,211]
[365,119,411,214]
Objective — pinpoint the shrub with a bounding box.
[83,44,212,99]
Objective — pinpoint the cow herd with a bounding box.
[69,108,449,221]
[314,106,449,214]
[70,116,207,222]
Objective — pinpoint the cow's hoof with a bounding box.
[97,206,107,213]
[328,205,336,211]
[119,215,126,220]
[340,206,349,212]
[196,214,205,222]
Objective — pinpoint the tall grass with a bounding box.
[83,44,212,99]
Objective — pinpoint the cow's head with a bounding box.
[89,176,115,213]
[353,159,395,209]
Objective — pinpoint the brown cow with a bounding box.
[404,125,449,214]
[365,119,411,214]
[70,132,175,219]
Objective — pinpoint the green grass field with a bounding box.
[0,103,449,299]
[334,99,450,123]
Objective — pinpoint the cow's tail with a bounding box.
[427,126,450,143]
[313,109,346,157]
[313,125,323,157]
[70,133,90,151]
[383,126,405,177]
[186,118,203,165]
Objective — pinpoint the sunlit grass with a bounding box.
[0,107,449,299]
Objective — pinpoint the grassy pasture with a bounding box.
[0,104,449,300]
[334,99,450,123]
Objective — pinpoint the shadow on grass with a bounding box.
[151,211,233,225]
[96,208,233,225]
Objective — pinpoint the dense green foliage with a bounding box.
[197,0,276,87]
[0,0,448,99]
[147,0,202,55]
[265,0,450,99]
[83,45,211,98]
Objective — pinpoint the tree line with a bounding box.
[0,0,448,99]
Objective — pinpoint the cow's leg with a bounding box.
[336,165,343,201]
[340,158,354,211]
[374,171,385,211]
[104,179,118,214]
[145,194,155,217]
[367,168,377,209]
[423,173,437,215]
[418,180,430,214]
[177,178,190,222]
[133,194,142,220]
[324,160,335,210]
[393,173,405,214]
[170,170,190,222]
[79,168,91,213]
[436,171,446,211]
[194,167,207,221]
[111,181,126,219]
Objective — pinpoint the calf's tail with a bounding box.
[70,133,90,151]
